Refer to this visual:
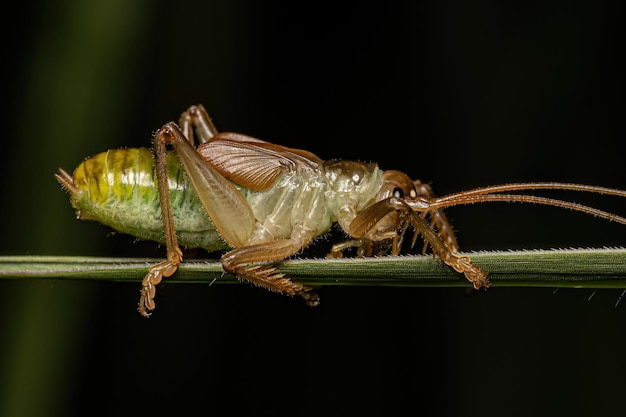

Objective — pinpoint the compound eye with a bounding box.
[392,187,404,199]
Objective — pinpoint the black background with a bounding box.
[1,1,625,416]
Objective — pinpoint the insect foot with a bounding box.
[441,252,490,290]
[138,259,181,317]
[288,281,321,307]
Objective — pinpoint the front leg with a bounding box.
[413,181,460,253]
[346,197,490,290]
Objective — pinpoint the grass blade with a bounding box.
[1,248,625,288]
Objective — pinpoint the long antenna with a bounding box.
[427,182,626,226]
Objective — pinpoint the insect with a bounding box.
[55,104,626,317]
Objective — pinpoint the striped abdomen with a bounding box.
[69,148,228,250]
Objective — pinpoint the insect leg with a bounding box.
[413,181,459,253]
[221,226,320,306]
[327,238,375,258]
[178,104,219,145]
[408,211,489,289]
[138,125,184,317]
[139,120,257,316]
[349,198,490,290]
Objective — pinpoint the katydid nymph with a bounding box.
[55,104,626,317]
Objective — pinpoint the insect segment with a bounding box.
[56,105,626,317]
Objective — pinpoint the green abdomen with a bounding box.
[70,148,229,251]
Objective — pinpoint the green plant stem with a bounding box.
[1,248,626,288]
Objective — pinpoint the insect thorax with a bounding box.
[323,160,383,230]
[236,160,381,244]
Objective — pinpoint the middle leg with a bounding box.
[221,226,320,306]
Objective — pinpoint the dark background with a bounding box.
[1,1,625,416]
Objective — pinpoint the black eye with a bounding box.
[392,187,404,198]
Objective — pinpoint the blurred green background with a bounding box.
[1,1,625,416]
